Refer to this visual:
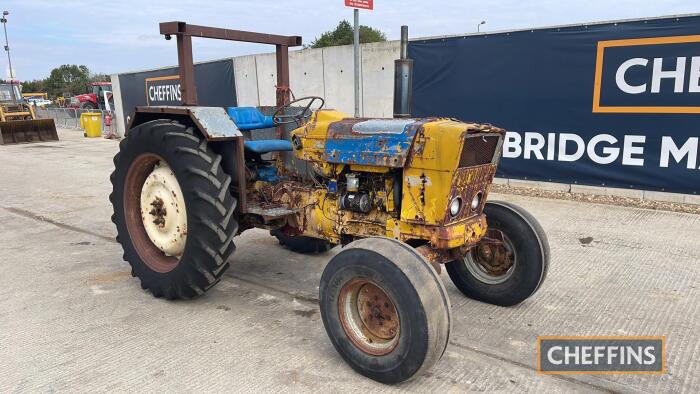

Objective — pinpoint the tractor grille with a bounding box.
[459,134,501,168]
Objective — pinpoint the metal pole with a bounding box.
[399,25,408,59]
[175,33,197,106]
[353,8,360,118]
[1,13,12,80]
[393,25,413,118]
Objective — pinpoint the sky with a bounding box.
[1,0,698,80]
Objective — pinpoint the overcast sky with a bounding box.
[2,0,698,80]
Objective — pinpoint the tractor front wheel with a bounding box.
[446,201,549,306]
[319,237,451,383]
[110,120,238,299]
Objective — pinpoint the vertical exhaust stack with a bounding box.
[393,25,413,118]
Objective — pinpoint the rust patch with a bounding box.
[473,229,514,276]
[415,244,452,273]
[148,196,167,227]
[445,164,497,223]
[338,279,400,356]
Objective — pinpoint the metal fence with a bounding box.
[35,107,119,138]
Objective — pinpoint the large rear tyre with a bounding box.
[319,237,451,384]
[271,230,334,254]
[110,120,238,299]
[446,201,549,306]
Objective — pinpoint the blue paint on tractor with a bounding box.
[323,119,421,168]
[256,166,279,183]
[328,179,338,193]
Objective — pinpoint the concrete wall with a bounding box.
[231,41,398,115]
[109,73,125,137]
[233,55,260,107]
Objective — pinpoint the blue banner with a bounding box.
[410,15,700,194]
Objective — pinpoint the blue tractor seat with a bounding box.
[244,139,293,153]
[226,107,275,131]
[227,106,291,154]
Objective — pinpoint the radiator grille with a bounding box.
[459,135,501,167]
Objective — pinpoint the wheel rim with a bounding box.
[338,279,400,356]
[123,154,184,273]
[139,161,188,257]
[463,230,517,285]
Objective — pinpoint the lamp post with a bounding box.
[1,10,12,80]
[477,20,486,33]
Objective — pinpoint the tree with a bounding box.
[45,64,91,97]
[89,73,110,84]
[21,79,47,93]
[309,20,386,48]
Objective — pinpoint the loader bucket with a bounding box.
[0,119,59,145]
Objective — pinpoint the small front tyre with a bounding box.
[446,201,550,307]
[319,237,451,384]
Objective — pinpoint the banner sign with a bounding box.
[145,75,181,106]
[409,15,700,194]
[117,59,236,126]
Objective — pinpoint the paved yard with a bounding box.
[0,130,698,393]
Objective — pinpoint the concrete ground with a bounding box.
[0,129,698,393]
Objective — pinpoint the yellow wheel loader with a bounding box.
[110,22,549,384]
[0,82,58,145]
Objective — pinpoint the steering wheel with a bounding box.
[273,96,325,126]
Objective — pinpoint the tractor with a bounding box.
[110,22,549,384]
[68,81,112,110]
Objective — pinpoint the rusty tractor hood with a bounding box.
[322,118,431,168]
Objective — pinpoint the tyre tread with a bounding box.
[110,119,238,299]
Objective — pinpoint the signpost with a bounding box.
[344,0,373,117]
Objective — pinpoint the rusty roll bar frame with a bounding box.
[159,21,302,108]
[145,22,302,214]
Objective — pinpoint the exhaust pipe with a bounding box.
[393,25,413,118]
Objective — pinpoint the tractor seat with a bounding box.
[227,107,291,153]
[226,107,275,131]
[243,139,292,153]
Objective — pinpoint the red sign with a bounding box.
[345,0,373,10]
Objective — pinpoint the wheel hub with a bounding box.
[139,162,187,257]
[475,242,512,276]
[357,283,399,340]
[464,230,516,284]
[339,279,400,356]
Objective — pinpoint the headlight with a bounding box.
[449,197,462,217]
[471,192,482,211]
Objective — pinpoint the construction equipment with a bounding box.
[110,22,549,384]
[0,82,58,145]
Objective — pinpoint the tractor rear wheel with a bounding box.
[319,237,451,383]
[271,230,334,253]
[446,201,549,306]
[110,120,238,299]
